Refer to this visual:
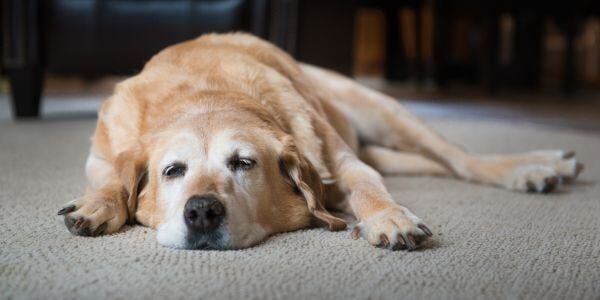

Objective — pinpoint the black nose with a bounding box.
[183,195,225,232]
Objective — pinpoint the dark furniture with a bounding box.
[1,0,356,118]
[432,0,599,94]
[368,0,598,93]
[359,0,425,82]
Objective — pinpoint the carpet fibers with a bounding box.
[1,118,599,300]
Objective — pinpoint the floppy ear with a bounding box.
[278,136,346,231]
[114,145,148,224]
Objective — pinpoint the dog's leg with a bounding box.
[316,119,432,250]
[360,146,583,192]
[361,101,583,192]
[302,64,584,193]
[360,145,449,176]
[57,152,128,236]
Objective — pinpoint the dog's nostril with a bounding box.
[206,209,217,219]
[184,209,198,221]
[207,204,224,218]
[183,195,225,232]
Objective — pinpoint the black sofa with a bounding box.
[1,0,356,118]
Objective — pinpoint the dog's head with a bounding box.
[116,99,345,249]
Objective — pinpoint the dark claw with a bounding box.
[563,151,576,159]
[57,205,76,215]
[541,185,555,194]
[412,233,428,244]
[541,176,559,194]
[77,226,92,237]
[418,224,433,237]
[575,163,584,177]
[350,226,361,240]
[404,234,417,251]
[545,176,560,186]
[79,219,90,230]
[564,162,585,184]
[64,217,92,236]
[377,234,390,248]
[92,223,108,236]
[526,181,537,193]
[393,234,407,250]
[73,218,85,230]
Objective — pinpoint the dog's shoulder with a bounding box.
[90,82,140,161]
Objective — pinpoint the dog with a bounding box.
[58,33,584,250]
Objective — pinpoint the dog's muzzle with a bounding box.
[183,195,228,249]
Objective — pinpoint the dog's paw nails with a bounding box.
[404,234,418,251]
[92,222,108,236]
[526,181,536,193]
[60,194,126,237]
[418,224,433,237]
[65,217,92,236]
[392,234,407,250]
[499,150,584,192]
[526,176,560,193]
[391,232,424,251]
[542,176,560,193]
[350,225,362,240]
[65,217,109,237]
[511,165,563,193]
[575,162,584,177]
[562,150,576,159]
[556,150,584,182]
[525,174,560,193]
[377,234,390,248]
[560,161,584,184]
[57,205,77,215]
[74,217,87,229]
[57,197,85,215]
[355,206,432,251]
[398,230,430,251]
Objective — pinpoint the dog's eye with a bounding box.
[228,157,256,172]
[162,162,187,178]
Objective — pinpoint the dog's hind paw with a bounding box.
[501,150,584,193]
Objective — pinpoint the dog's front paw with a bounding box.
[57,194,127,236]
[351,206,432,251]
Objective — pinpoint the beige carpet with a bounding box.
[1,118,599,300]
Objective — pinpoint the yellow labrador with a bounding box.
[58,33,584,250]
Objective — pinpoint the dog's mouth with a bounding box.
[185,229,230,250]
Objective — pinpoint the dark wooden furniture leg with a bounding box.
[384,8,405,80]
[563,12,577,95]
[482,10,499,93]
[432,0,448,86]
[413,2,423,83]
[8,67,43,118]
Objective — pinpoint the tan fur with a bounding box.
[60,33,583,250]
